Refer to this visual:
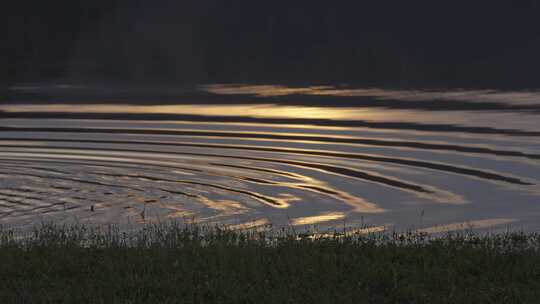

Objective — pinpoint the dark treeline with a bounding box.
[2,1,540,87]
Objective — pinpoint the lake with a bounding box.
[1,83,539,233]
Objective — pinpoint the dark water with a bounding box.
[1,84,540,233]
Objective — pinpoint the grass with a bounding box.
[1,223,540,303]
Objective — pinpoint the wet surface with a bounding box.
[1,84,539,232]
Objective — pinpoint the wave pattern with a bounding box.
[1,86,540,232]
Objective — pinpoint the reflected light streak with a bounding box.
[290,212,346,225]
[0,104,383,121]
[311,225,391,239]
[3,103,539,132]
[418,218,517,234]
[228,218,270,230]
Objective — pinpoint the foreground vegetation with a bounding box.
[1,223,540,304]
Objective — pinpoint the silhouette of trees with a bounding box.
[2,1,540,87]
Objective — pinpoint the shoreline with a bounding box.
[1,222,539,303]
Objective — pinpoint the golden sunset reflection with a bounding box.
[228,218,270,230]
[3,102,539,132]
[0,104,383,121]
[308,225,390,239]
[290,212,346,225]
[418,218,517,234]
[2,84,540,233]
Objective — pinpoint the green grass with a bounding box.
[1,223,540,303]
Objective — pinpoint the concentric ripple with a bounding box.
[2,85,540,232]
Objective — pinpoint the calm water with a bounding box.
[1,84,540,233]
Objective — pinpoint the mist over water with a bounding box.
[1,84,540,232]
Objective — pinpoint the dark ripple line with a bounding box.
[86,171,284,207]
[156,181,281,207]
[50,185,74,191]
[91,168,373,205]
[0,157,307,194]
[0,196,52,216]
[97,168,284,188]
[209,163,304,179]
[299,185,342,196]
[0,195,36,207]
[87,171,200,199]
[0,198,26,206]
[3,202,80,218]
[155,188,199,198]
[0,158,201,175]
[1,114,539,136]
[0,192,77,211]
[0,202,12,209]
[178,145,534,186]
[1,152,304,181]
[29,202,73,214]
[0,170,145,192]
[0,191,44,202]
[1,164,69,175]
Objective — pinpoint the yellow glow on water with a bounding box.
[307,225,391,239]
[228,218,270,230]
[4,102,538,132]
[200,199,249,213]
[290,212,346,225]
[418,218,517,234]
[347,225,389,234]
[0,103,382,120]
[165,206,195,219]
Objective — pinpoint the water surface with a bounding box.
[1,84,539,232]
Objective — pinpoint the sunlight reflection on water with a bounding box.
[1,84,540,233]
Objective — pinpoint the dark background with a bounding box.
[2,1,540,88]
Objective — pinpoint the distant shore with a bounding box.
[3,83,540,113]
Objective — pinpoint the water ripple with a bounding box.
[1,87,540,231]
